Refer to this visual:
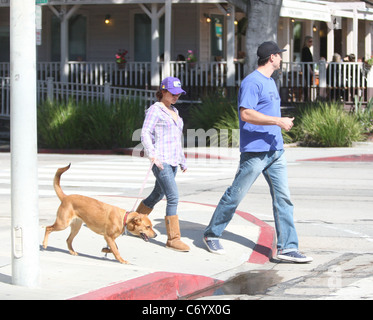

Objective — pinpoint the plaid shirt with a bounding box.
[141,102,187,170]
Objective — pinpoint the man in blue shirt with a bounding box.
[203,41,312,263]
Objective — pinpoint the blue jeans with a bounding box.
[204,150,299,253]
[143,163,178,216]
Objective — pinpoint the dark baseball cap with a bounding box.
[257,41,286,59]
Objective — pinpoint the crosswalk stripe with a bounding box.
[0,156,236,197]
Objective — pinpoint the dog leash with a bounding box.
[131,160,154,212]
[103,161,155,255]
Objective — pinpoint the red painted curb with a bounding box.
[69,200,275,300]
[235,210,276,264]
[69,272,223,300]
[180,201,276,264]
[298,154,373,162]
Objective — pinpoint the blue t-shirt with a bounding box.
[238,70,283,152]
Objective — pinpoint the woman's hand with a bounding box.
[151,158,164,170]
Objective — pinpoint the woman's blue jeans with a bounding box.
[143,163,178,216]
[204,150,299,254]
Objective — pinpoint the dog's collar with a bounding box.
[123,211,130,227]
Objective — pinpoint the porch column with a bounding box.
[346,10,358,58]
[151,4,160,87]
[48,5,80,82]
[60,7,69,83]
[163,0,172,78]
[140,4,165,88]
[226,4,235,89]
[327,22,334,62]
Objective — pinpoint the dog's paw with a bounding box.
[119,259,130,264]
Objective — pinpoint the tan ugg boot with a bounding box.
[165,215,190,252]
[136,201,153,215]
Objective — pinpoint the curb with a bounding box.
[298,154,373,162]
[25,148,236,161]
[69,201,276,300]
[69,272,223,300]
[181,202,276,265]
[0,147,237,160]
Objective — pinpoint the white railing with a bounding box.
[280,61,369,104]
[38,78,157,106]
[67,61,152,87]
[1,61,372,117]
[167,61,227,87]
[0,77,10,118]
[0,77,157,118]
[1,61,233,87]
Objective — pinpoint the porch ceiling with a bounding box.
[2,0,373,21]
[281,0,331,22]
[16,0,229,5]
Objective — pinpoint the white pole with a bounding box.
[10,0,40,287]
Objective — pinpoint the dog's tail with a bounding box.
[54,163,71,201]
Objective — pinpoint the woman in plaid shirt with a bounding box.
[137,77,190,252]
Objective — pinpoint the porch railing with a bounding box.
[0,77,157,118]
[1,61,237,88]
[0,77,10,118]
[280,61,369,105]
[1,60,372,117]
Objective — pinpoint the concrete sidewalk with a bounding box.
[0,197,273,300]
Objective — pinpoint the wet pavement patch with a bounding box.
[187,270,283,299]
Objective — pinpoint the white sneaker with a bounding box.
[203,237,226,255]
[277,251,313,263]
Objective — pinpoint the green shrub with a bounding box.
[189,95,237,130]
[37,100,85,149]
[37,99,145,149]
[212,104,239,147]
[295,102,364,147]
[353,97,373,135]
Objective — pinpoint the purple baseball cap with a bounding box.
[160,77,186,95]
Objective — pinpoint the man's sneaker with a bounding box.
[277,251,313,263]
[203,237,226,255]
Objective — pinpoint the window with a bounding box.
[0,26,10,62]
[134,14,151,62]
[134,13,164,62]
[51,14,87,61]
[211,15,224,59]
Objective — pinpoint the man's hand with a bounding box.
[277,117,295,132]
[240,108,295,131]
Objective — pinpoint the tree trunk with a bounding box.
[245,0,283,74]
[229,0,283,75]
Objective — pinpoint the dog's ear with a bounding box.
[127,217,142,231]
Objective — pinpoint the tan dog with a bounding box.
[42,164,157,264]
